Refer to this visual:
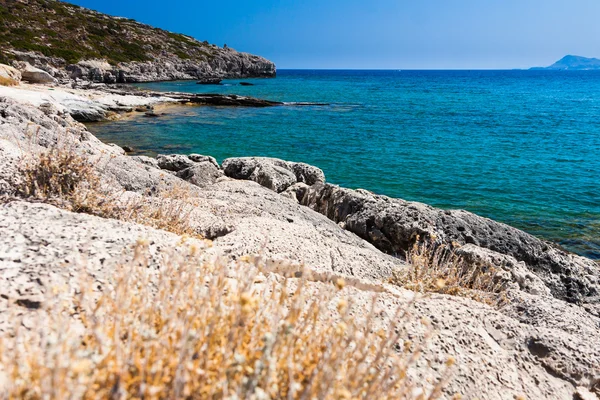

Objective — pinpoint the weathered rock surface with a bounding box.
[222,157,326,192]
[297,184,600,314]
[0,64,21,82]
[176,162,224,187]
[0,201,598,399]
[1,90,599,399]
[14,62,56,84]
[157,154,197,172]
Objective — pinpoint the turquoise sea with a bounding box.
[88,70,600,259]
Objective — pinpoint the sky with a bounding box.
[68,0,600,69]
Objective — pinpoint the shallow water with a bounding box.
[88,70,600,259]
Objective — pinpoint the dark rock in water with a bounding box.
[177,162,224,187]
[222,157,325,193]
[144,112,161,118]
[239,82,254,86]
[180,93,281,107]
[296,183,600,311]
[122,146,134,153]
[197,78,222,85]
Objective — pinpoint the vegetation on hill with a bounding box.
[0,0,218,65]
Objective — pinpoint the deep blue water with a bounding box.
[88,70,600,259]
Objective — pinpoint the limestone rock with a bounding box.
[156,154,196,172]
[291,162,326,185]
[0,64,21,82]
[0,201,598,399]
[130,155,159,169]
[189,154,219,168]
[15,62,56,84]
[176,162,224,187]
[297,184,600,311]
[222,157,325,192]
[455,244,552,296]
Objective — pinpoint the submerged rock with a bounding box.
[197,77,222,85]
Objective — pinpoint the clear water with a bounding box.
[88,70,600,259]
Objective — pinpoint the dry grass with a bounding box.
[0,243,452,399]
[0,76,18,86]
[15,146,199,237]
[390,238,508,305]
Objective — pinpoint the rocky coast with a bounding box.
[0,63,599,399]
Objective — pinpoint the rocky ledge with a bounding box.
[0,90,599,398]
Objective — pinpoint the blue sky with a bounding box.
[69,0,600,69]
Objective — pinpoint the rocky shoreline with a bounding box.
[0,75,599,398]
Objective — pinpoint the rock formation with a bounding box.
[0,84,599,399]
[0,0,276,83]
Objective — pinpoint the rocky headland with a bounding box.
[0,0,276,83]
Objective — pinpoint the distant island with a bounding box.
[531,55,600,70]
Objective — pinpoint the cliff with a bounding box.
[0,0,276,83]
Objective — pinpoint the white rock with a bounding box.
[0,63,21,82]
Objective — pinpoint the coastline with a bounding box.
[1,78,600,398]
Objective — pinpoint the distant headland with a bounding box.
[531,55,600,70]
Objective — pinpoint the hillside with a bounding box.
[532,55,600,71]
[0,0,276,82]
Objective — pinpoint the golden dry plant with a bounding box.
[0,76,18,86]
[14,145,200,237]
[0,242,452,399]
[390,238,508,305]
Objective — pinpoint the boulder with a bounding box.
[0,64,21,82]
[156,154,196,172]
[189,154,219,168]
[15,62,56,84]
[221,157,326,193]
[222,157,297,193]
[291,162,326,185]
[176,162,224,187]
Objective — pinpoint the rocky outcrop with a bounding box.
[3,0,276,84]
[14,61,56,84]
[0,64,21,82]
[296,184,600,313]
[62,51,276,84]
[1,200,599,400]
[1,92,600,399]
[222,157,326,192]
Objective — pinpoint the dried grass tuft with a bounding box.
[0,243,451,399]
[0,76,18,86]
[390,238,508,305]
[15,146,199,237]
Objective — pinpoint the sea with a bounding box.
[88,69,600,259]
